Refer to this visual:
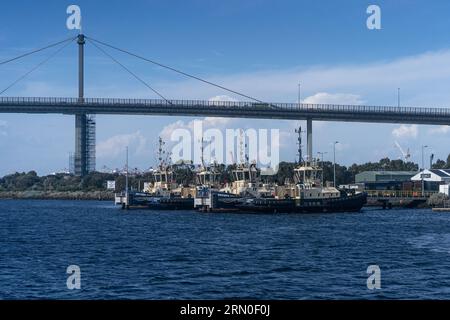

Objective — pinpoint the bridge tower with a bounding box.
[74,34,95,176]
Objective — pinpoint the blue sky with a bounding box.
[1,0,450,175]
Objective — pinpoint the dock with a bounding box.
[432,208,450,212]
[432,201,450,212]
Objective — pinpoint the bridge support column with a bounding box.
[307,118,312,163]
[75,114,87,176]
[74,34,95,176]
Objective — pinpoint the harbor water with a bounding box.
[1,199,450,299]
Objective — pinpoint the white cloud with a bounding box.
[160,117,235,141]
[0,120,7,136]
[332,142,350,152]
[20,81,73,97]
[97,131,147,158]
[160,91,364,148]
[429,125,450,135]
[159,95,240,140]
[302,92,364,105]
[208,95,237,102]
[202,117,233,127]
[148,48,450,109]
[392,125,418,139]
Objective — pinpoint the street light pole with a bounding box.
[298,82,301,107]
[125,146,129,194]
[397,87,400,108]
[421,145,428,197]
[333,141,339,187]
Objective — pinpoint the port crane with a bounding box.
[394,141,411,161]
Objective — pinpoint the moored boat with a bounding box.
[235,159,367,213]
[116,137,195,210]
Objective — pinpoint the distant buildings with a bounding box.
[411,169,450,191]
[410,169,450,184]
[355,171,417,190]
[355,169,450,192]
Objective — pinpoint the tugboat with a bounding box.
[220,161,274,198]
[193,138,242,212]
[236,127,367,214]
[115,137,195,210]
[194,133,274,212]
[194,161,239,212]
[236,159,367,213]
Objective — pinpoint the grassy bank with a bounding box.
[0,190,114,201]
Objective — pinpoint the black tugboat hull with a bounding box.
[195,191,243,212]
[235,193,367,214]
[125,192,195,210]
[145,197,194,210]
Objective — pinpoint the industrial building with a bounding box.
[355,171,417,190]
[411,169,450,191]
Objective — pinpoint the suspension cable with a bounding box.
[0,37,76,96]
[0,36,76,66]
[87,38,171,103]
[86,36,264,103]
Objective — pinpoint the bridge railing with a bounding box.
[1,96,450,117]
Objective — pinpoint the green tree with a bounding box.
[432,159,447,169]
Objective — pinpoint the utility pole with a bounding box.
[298,83,301,107]
[333,141,339,187]
[397,87,400,108]
[125,146,129,199]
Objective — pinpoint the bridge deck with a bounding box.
[1,97,450,124]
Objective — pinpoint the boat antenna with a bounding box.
[157,136,166,169]
[295,126,304,164]
[200,137,205,167]
[239,129,245,164]
[245,141,249,165]
[229,151,235,164]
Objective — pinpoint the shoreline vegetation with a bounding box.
[0,190,114,201]
[0,156,449,204]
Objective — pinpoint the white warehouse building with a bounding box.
[411,169,450,191]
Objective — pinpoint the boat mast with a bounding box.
[157,136,165,170]
[239,129,245,165]
[200,137,205,167]
[295,126,303,164]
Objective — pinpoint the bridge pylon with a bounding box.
[74,34,95,176]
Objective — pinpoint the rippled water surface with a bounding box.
[1,199,450,299]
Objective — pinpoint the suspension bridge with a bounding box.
[0,34,449,176]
